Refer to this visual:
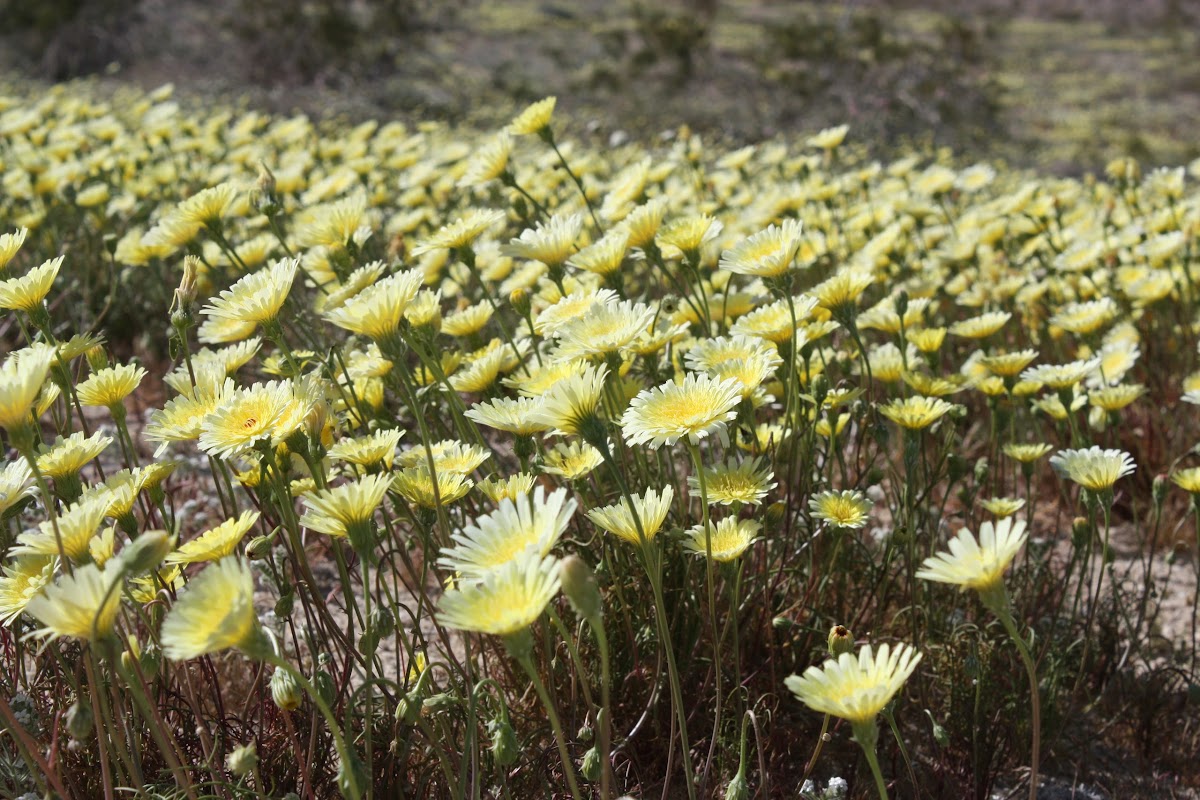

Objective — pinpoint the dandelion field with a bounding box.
[2,81,1200,799]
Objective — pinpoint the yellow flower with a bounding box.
[198,381,296,459]
[37,431,113,479]
[622,373,743,449]
[76,364,147,409]
[443,302,494,338]
[1171,467,1200,495]
[161,558,268,660]
[0,227,28,271]
[539,441,604,480]
[476,473,536,503]
[503,213,583,268]
[412,209,506,255]
[619,196,669,249]
[1049,447,1135,492]
[978,496,1026,518]
[1002,442,1053,463]
[1020,358,1099,390]
[0,256,62,311]
[918,517,1028,602]
[294,195,369,250]
[508,96,557,136]
[878,396,954,430]
[300,473,391,547]
[438,486,576,578]
[24,561,124,642]
[166,510,260,565]
[683,517,760,561]
[689,458,776,506]
[719,219,804,278]
[811,269,873,316]
[391,466,473,509]
[553,299,656,360]
[324,270,424,342]
[806,124,849,150]
[567,230,629,276]
[980,349,1038,378]
[12,496,107,562]
[459,133,513,186]
[785,642,922,726]
[530,362,609,438]
[326,428,405,469]
[464,396,551,437]
[949,311,1010,339]
[656,214,722,257]
[809,489,871,530]
[201,258,298,328]
[0,554,56,626]
[586,485,673,547]
[438,552,561,638]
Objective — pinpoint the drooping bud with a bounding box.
[489,715,519,766]
[226,743,258,777]
[65,700,94,741]
[560,555,603,624]
[581,746,603,782]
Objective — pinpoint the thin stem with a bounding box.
[516,653,584,800]
[996,606,1041,800]
[687,441,723,798]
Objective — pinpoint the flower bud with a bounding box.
[576,724,594,743]
[489,716,519,766]
[724,770,750,800]
[827,625,854,656]
[246,532,277,561]
[274,588,295,618]
[771,616,792,630]
[226,743,258,778]
[509,288,531,318]
[1072,515,1091,548]
[973,457,989,485]
[65,700,93,741]
[1153,474,1168,509]
[560,555,603,623]
[581,746,603,782]
[396,692,423,725]
[271,667,303,711]
[118,530,175,576]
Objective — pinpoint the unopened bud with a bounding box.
[724,770,750,800]
[1153,474,1168,508]
[118,530,174,576]
[1072,516,1091,548]
[765,501,787,529]
[489,715,519,766]
[973,457,989,485]
[827,625,854,656]
[66,700,94,741]
[509,288,531,318]
[226,743,258,778]
[396,692,423,725]
[560,555,603,623]
[271,667,303,712]
[581,746,603,782]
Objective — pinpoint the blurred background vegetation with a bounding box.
[2,0,1199,169]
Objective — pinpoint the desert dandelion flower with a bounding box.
[0,554,56,626]
[0,344,54,438]
[508,96,557,137]
[682,518,760,561]
[324,269,425,343]
[0,227,27,270]
[586,485,674,548]
[24,561,124,642]
[76,364,147,410]
[689,458,776,506]
[917,518,1028,607]
[438,552,561,639]
[438,486,576,579]
[200,258,298,331]
[878,396,955,430]
[1049,447,1135,493]
[300,473,391,554]
[621,373,743,449]
[809,489,872,530]
[785,642,922,800]
[719,219,804,278]
[161,557,267,661]
[0,256,62,312]
[166,510,261,565]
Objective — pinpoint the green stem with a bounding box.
[268,655,362,800]
[687,441,724,797]
[516,653,584,800]
[995,606,1041,800]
